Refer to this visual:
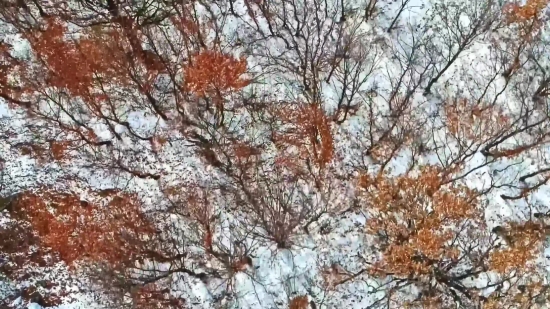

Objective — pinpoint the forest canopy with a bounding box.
[1,0,550,308]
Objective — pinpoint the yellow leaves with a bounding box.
[184,51,250,97]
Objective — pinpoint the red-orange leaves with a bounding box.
[49,140,72,161]
[26,19,88,95]
[24,18,120,97]
[13,188,156,267]
[229,141,262,177]
[289,295,309,309]
[503,0,549,41]
[184,51,250,97]
[444,97,509,141]
[273,103,335,170]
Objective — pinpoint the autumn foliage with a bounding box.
[2,0,550,309]
[184,51,250,97]
[359,166,480,277]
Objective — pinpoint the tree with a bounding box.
[2,0,550,308]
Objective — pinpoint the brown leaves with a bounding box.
[49,140,72,160]
[231,256,253,273]
[133,283,185,309]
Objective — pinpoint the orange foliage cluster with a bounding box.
[49,140,73,161]
[489,221,545,273]
[24,18,118,97]
[273,103,334,170]
[184,51,250,97]
[289,295,309,309]
[444,98,509,140]
[503,0,549,41]
[12,188,156,267]
[358,165,481,277]
[504,0,549,24]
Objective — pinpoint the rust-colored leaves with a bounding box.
[273,103,335,170]
[21,18,127,100]
[289,295,309,309]
[503,0,549,41]
[133,283,185,309]
[12,188,156,267]
[184,51,250,97]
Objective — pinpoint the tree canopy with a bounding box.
[2,0,550,308]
